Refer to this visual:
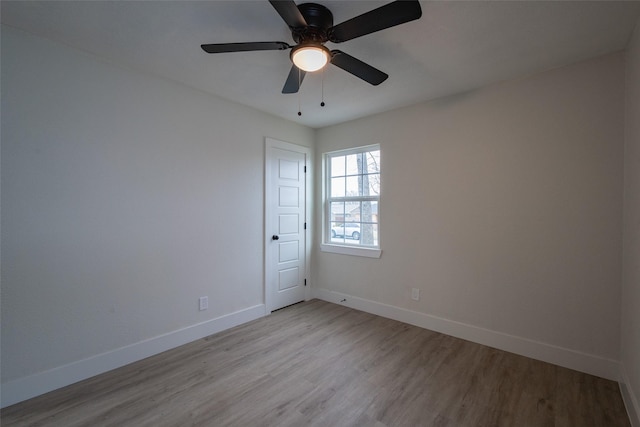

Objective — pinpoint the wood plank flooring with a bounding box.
[1,299,631,426]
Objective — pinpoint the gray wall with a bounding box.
[314,53,624,374]
[1,25,313,390]
[622,16,640,425]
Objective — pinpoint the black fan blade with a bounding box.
[282,65,306,94]
[269,0,307,28]
[330,50,388,85]
[329,0,422,43]
[201,42,290,54]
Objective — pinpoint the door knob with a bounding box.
[272,235,280,240]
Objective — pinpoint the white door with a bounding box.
[265,139,309,312]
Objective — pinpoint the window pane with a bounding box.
[346,175,361,197]
[366,173,380,195]
[346,153,360,175]
[330,221,360,241]
[331,222,345,241]
[331,177,345,197]
[345,201,360,222]
[331,155,345,177]
[361,223,378,246]
[330,202,345,223]
[366,150,380,173]
[361,200,376,223]
[368,201,379,223]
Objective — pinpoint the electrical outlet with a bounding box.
[199,296,208,311]
[411,288,420,301]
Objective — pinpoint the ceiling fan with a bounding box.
[201,0,422,94]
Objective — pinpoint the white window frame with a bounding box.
[321,145,382,258]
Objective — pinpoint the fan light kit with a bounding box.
[201,0,422,111]
[291,44,330,72]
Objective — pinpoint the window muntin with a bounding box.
[325,146,380,248]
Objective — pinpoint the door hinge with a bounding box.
[304,279,307,286]
[304,165,307,173]
[304,222,307,230]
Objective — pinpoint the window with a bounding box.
[322,145,381,258]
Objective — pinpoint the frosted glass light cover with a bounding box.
[292,46,329,72]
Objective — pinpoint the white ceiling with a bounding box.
[3,1,640,128]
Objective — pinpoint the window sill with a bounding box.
[320,243,382,258]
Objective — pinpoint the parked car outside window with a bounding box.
[331,223,361,240]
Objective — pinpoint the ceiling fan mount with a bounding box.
[201,0,422,94]
[291,3,333,44]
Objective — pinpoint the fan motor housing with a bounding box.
[291,3,333,44]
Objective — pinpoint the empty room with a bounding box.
[2,1,640,426]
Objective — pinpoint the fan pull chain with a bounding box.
[297,67,302,116]
[321,67,325,107]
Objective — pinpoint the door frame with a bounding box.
[264,137,312,313]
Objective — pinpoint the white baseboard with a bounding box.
[621,365,640,427]
[1,304,266,408]
[312,288,621,381]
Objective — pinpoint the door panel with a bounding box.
[279,241,299,263]
[279,214,299,234]
[279,186,299,206]
[278,267,299,291]
[279,159,299,180]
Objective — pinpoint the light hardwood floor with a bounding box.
[1,299,631,426]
